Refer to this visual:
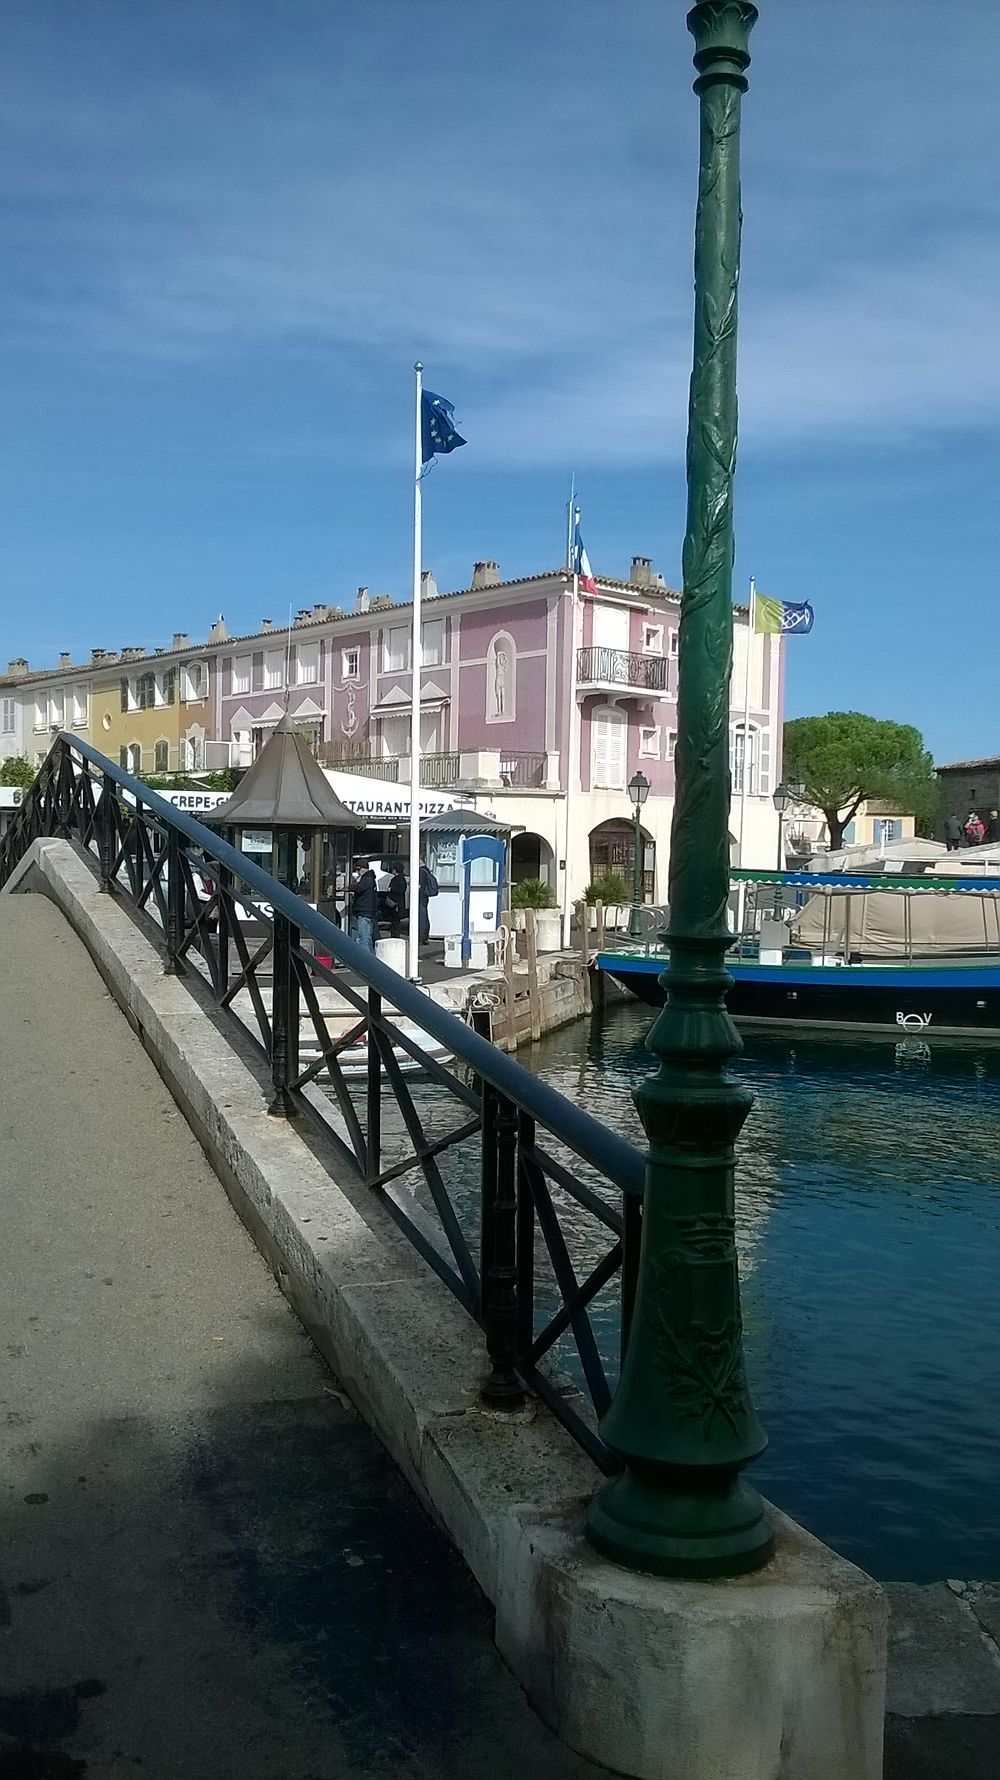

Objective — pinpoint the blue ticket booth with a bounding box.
[420,811,515,965]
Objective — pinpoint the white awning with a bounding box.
[320,768,468,823]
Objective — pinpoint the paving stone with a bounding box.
[885,1583,1000,1717]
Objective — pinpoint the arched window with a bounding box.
[128,743,142,775]
[154,740,169,774]
[486,632,516,724]
[731,723,771,797]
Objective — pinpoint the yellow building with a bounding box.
[91,652,212,776]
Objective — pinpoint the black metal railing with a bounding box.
[0,735,644,1469]
[499,751,548,789]
[576,647,669,692]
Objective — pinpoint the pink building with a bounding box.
[209,556,784,913]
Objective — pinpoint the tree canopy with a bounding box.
[782,712,938,849]
[0,756,35,791]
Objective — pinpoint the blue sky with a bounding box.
[1,0,997,761]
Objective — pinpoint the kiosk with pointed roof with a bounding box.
[213,713,363,901]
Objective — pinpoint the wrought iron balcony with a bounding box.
[499,751,547,789]
[576,647,669,694]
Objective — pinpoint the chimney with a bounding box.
[471,560,501,589]
[356,586,370,613]
[261,618,274,632]
[209,615,228,644]
[59,652,72,670]
[172,632,190,651]
[294,608,311,625]
[121,647,145,663]
[421,570,439,600]
[6,658,28,678]
[630,556,653,589]
[312,602,328,619]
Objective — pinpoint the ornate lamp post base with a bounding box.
[588,1465,773,1580]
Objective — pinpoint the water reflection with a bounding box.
[520,1005,1000,1583]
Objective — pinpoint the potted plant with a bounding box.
[584,871,629,929]
[510,878,561,952]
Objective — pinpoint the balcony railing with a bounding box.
[576,647,669,693]
[499,751,547,789]
[420,752,460,787]
[319,748,400,782]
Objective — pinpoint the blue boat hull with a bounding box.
[596,953,1000,1036]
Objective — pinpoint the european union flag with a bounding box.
[421,390,466,466]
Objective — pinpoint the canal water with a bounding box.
[520,1001,1000,1584]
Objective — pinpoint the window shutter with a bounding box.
[120,677,128,713]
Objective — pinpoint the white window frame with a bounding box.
[263,649,284,690]
[383,626,410,673]
[668,629,680,658]
[48,691,65,728]
[72,687,88,726]
[34,698,47,731]
[1,696,15,734]
[295,642,320,686]
[666,729,677,761]
[731,722,765,796]
[342,647,361,682]
[232,655,252,696]
[638,724,660,759]
[421,619,445,667]
[642,623,663,656]
[128,742,142,775]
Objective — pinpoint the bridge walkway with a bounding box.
[0,892,602,1780]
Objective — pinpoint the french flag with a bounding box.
[572,518,598,595]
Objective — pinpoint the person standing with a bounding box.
[417,860,438,947]
[985,811,1000,846]
[964,812,985,848]
[943,814,963,852]
[387,861,407,939]
[349,858,378,951]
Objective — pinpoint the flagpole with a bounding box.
[737,574,755,864]
[565,471,576,569]
[561,495,580,948]
[408,362,423,980]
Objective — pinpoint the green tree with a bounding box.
[0,756,35,791]
[783,712,937,851]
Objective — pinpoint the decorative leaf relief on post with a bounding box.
[645,1234,749,1439]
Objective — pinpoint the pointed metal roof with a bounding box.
[213,714,363,829]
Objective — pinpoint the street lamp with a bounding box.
[772,781,794,872]
[627,770,650,939]
[586,0,773,1580]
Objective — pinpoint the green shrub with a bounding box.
[584,871,629,906]
[510,877,555,910]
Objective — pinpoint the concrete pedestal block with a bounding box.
[496,1504,886,1780]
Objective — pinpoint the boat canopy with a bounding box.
[732,867,1000,896]
[791,889,1000,957]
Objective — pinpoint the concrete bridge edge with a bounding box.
[4,838,888,1780]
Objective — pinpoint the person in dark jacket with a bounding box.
[985,811,1000,846]
[349,858,378,951]
[387,863,407,938]
[417,862,437,946]
[943,814,963,851]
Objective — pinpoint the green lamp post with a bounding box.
[587,0,774,1578]
[627,770,651,939]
